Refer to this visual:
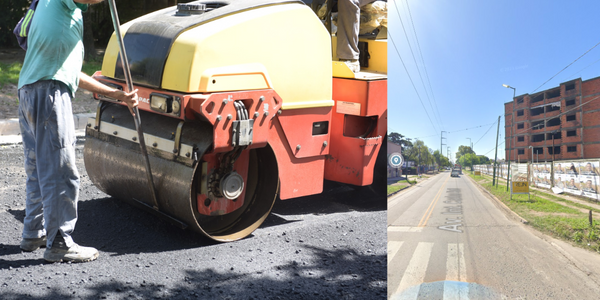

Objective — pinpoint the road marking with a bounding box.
[418,176,450,227]
[446,243,467,281]
[438,188,464,233]
[388,226,423,233]
[394,242,434,299]
[444,243,469,299]
[387,241,404,264]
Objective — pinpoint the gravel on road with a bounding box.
[0,141,386,299]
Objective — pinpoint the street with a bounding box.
[388,171,600,299]
[0,141,386,299]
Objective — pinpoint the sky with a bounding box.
[388,0,600,163]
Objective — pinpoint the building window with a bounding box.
[566,130,576,137]
[565,83,575,91]
[517,149,525,155]
[532,134,545,142]
[546,117,560,127]
[546,132,561,140]
[546,89,560,99]
[567,146,577,152]
[517,110,524,116]
[548,146,561,155]
[531,107,544,116]
[532,120,544,130]
[565,98,575,106]
[566,114,576,121]
[516,97,524,104]
[534,147,543,154]
[517,123,524,129]
[517,136,524,142]
[545,103,560,113]
[531,94,544,103]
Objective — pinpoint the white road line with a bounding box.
[393,242,434,299]
[388,227,424,233]
[387,241,404,264]
[444,243,468,300]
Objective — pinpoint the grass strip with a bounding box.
[387,185,403,195]
[0,62,22,88]
[469,173,600,252]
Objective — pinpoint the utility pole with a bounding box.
[492,116,501,186]
[503,84,516,192]
[440,131,447,171]
[418,142,421,177]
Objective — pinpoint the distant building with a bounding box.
[504,76,600,162]
[387,140,402,178]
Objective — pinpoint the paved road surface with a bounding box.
[388,171,600,299]
[0,141,386,299]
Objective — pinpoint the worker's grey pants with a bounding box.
[337,0,374,60]
[19,80,79,249]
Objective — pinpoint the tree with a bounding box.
[388,132,412,148]
[455,145,475,163]
[477,155,491,165]
[459,153,479,170]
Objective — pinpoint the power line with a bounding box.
[447,122,497,134]
[484,140,505,157]
[389,31,439,134]
[404,0,444,129]
[561,56,600,82]
[393,0,443,130]
[474,120,497,146]
[531,39,600,93]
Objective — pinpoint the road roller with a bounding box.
[84,0,387,242]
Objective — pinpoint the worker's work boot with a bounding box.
[341,59,360,73]
[20,236,47,252]
[43,235,99,263]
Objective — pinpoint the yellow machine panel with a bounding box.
[101,3,334,110]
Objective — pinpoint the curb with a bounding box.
[0,113,95,145]
[466,174,530,224]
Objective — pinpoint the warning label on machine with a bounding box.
[336,101,361,116]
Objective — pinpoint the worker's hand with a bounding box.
[113,89,139,116]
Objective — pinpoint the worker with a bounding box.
[336,0,376,73]
[17,0,138,263]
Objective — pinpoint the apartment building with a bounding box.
[504,76,600,162]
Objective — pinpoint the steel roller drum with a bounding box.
[84,103,278,241]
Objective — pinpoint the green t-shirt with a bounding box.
[18,0,88,96]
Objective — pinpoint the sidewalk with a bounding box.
[0,113,94,145]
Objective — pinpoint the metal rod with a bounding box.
[107,0,160,211]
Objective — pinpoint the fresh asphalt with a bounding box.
[0,114,387,299]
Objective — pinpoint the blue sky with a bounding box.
[388,0,600,162]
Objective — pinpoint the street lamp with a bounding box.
[503,84,516,191]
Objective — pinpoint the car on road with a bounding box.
[451,169,460,177]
